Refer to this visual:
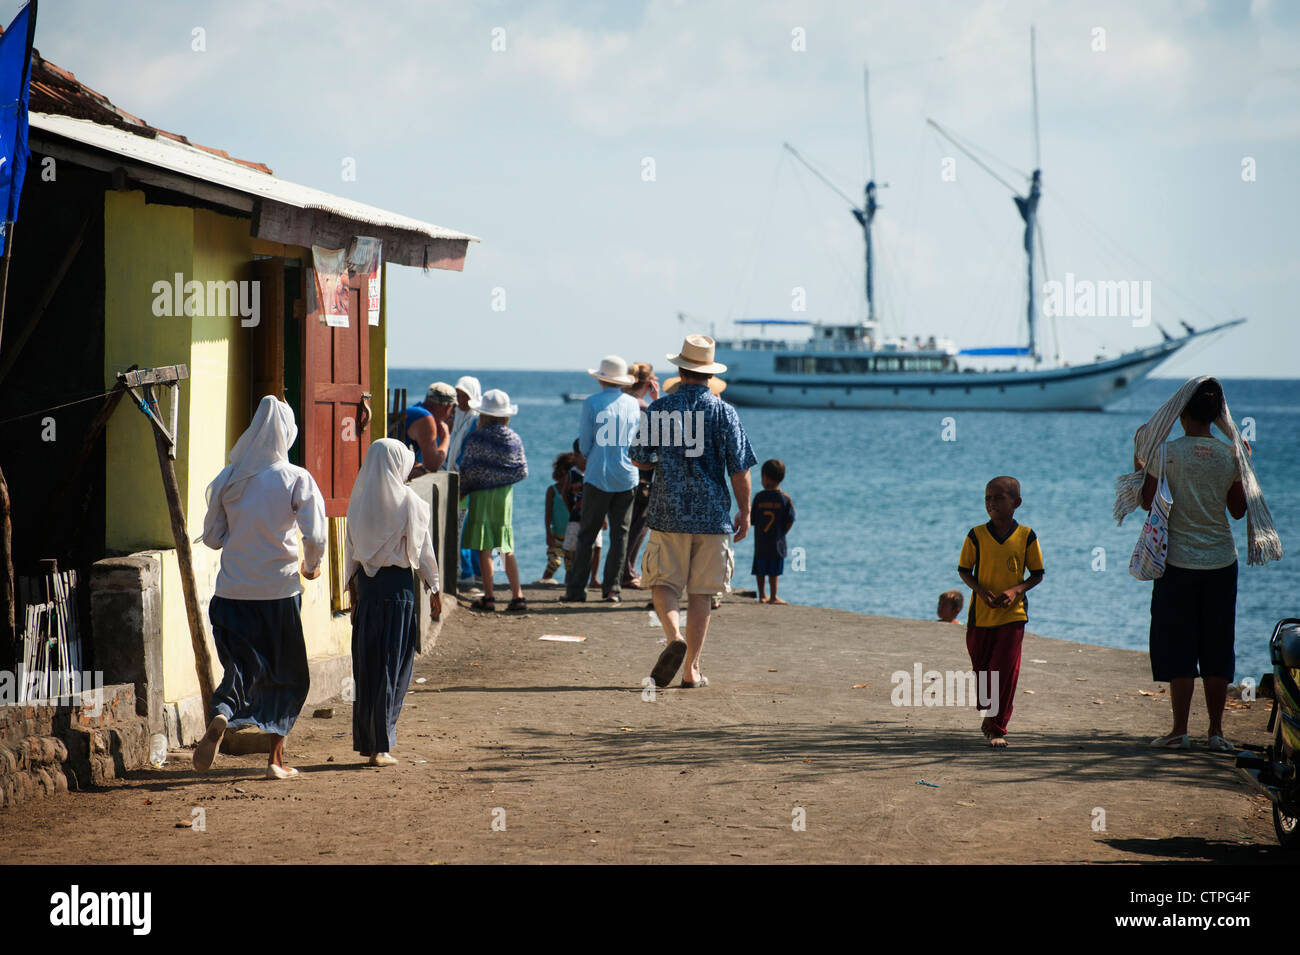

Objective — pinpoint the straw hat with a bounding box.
[663,376,726,396]
[589,355,635,386]
[666,334,727,375]
[472,389,518,417]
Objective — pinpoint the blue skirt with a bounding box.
[209,594,310,737]
[351,566,420,755]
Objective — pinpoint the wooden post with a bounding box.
[143,382,215,710]
[0,222,15,647]
[0,464,14,647]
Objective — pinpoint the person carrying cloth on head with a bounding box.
[344,439,440,767]
[1116,376,1282,751]
[195,395,327,779]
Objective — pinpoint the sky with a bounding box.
[26,0,1300,376]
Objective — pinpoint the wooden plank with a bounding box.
[119,365,189,387]
[144,385,216,710]
[254,200,470,270]
[0,465,13,647]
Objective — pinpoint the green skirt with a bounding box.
[463,485,515,553]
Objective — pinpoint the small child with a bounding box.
[561,466,603,590]
[540,453,576,583]
[957,476,1044,748]
[751,459,796,605]
[937,589,964,623]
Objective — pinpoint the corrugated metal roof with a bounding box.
[26,44,274,174]
[29,112,479,245]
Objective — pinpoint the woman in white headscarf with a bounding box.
[194,395,327,780]
[346,439,440,766]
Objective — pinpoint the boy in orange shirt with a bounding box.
[957,476,1044,748]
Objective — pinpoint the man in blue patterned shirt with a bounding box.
[631,335,757,688]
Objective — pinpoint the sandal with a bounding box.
[470,595,496,611]
[680,676,709,689]
[506,597,527,613]
[1149,732,1191,749]
[1207,735,1235,752]
[651,638,688,688]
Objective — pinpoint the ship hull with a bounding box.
[715,343,1179,411]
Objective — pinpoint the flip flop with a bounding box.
[651,639,687,688]
[679,676,709,689]
[192,714,227,772]
[1207,735,1235,752]
[1149,733,1191,749]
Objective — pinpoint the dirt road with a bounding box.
[0,586,1284,863]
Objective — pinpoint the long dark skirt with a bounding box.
[208,594,310,737]
[352,566,420,755]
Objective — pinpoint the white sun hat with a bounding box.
[588,355,635,386]
[474,388,518,417]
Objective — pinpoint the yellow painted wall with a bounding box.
[103,191,195,552]
[103,192,357,704]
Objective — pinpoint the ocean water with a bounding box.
[391,370,1299,683]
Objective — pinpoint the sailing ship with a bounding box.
[714,31,1243,411]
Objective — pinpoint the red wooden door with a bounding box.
[302,269,370,517]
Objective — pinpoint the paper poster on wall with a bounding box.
[311,245,351,327]
[349,237,383,326]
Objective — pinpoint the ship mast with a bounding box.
[853,67,879,325]
[1013,26,1043,363]
[783,67,882,329]
[926,27,1046,363]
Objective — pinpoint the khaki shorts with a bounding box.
[640,530,734,597]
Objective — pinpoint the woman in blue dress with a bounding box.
[195,396,327,779]
[345,439,441,766]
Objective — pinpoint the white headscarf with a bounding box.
[446,375,481,472]
[206,395,297,506]
[345,438,431,578]
[1114,375,1281,566]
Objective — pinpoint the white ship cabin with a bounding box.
[716,320,960,374]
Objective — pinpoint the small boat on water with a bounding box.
[561,392,590,403]
[714,31,1243,412]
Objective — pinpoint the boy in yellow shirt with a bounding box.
[958,476,1044,748]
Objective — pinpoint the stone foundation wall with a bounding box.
[0,683,149,810]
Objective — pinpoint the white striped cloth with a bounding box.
[1114,376,1281,566]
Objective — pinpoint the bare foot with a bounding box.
[758,595,769,603]
[989,736,1008,748]
[769,597,788,605]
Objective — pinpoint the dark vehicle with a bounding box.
[1236,618,1300,847]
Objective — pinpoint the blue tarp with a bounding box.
[0,0,36,254]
